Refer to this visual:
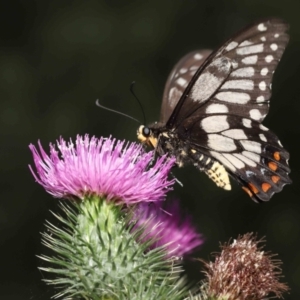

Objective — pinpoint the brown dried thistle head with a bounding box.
[202,233,289,300]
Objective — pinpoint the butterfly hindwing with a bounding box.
[182,114,291,202]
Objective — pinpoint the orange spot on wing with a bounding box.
[248,183,259,194]
[242,186,253,197]
[268,161,277,171]
[262,182,271,192]
[272,175,280,183]
[274,151,280,161]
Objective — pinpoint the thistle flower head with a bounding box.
[132,200,203,258]
[203,233,289,300]
[29,135,175,204]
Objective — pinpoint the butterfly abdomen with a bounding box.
[189,148,231,190]
[158,131,232,191]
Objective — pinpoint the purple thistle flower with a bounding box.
[132,200,204,258]
[29,135,175,204]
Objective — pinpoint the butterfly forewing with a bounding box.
[161,50,212,123]
[167,19,289,128]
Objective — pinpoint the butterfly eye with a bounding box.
[142,127,151,137]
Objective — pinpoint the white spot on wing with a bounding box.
[256,95,265,102]
[194,53,203,60]
[240,140,262,153]
[270,43,278,51]
[259,133,267,142]
[259,81,267,91]
[236,44,264,55]
[274,33,279,38]
[179,68,187,74]
[242,118,252,128]
[231,67,255,78]
[258,23,267,31]
[265,55,274,63]
[190,66,198,71]
[206,103,229,114]
[259,124,269,131]
[222,129,248,139]
[201,115,230,133]
[261,36,266,41]
[226,41,238,51]
[191,73,223,102]
[176,77,187,87]
[249,109,263,120]
[221,79,254,90]
[168,87,182,109]
[216,91,250,104]
[231,60,239,69]
[239,40,253,47]
[241,55,258,64]
[260,67,268,76]
[223,154,245,169]
[208,134,237,151]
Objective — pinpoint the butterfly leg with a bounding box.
[170,171,184,187]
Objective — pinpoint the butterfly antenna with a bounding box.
[95,99,141,124]
[130,81,147,125]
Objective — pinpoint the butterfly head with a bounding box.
[137,125,158,148]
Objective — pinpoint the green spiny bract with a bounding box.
[39,198,189,300]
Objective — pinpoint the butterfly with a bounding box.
[137,19,291,202]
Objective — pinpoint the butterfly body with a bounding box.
[137,19,291,202]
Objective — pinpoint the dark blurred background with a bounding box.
[1,0,299,299]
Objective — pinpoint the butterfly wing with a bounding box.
[161,50,212,124]
[166,19,289,128]
[162,19,291,201]
[184,114,291,202]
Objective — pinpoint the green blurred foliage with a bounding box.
[0,0,299,299]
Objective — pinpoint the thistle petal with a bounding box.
[132,200,204,258]
[29,135,175,204]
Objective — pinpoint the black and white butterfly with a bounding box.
[137,19,291,202]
